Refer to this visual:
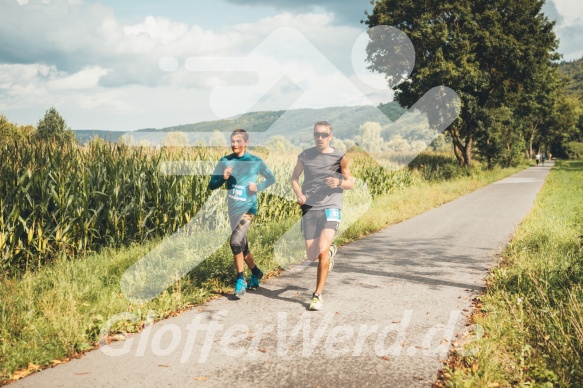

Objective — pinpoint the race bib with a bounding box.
[229,185,248,202]
[325,208,341,222]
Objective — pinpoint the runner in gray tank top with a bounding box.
[291,121,354,310]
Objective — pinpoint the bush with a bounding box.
[564,141,583,159]
[408,152,474,180]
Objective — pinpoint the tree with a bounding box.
[0,115,35,143]
[163,131,189,147]
[264,135,298,153]
[330,138,347,152]
[366,0,559,167]
[209,130,227,147]
[0,114,20,144]
[36,107,75,143]
[385,135,411,153]
[118,133,136,146]
[560,57,583,100]
[557,57,583,154]
[343,139,356,150]
[139,139,152,148]
[515,64,562,159]
[476,106,526,168]
[193,139,207,147]
[429,133,453,152]
[358,121,384,153]
[545,94,582,157]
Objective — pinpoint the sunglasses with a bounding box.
[313,132,332,139]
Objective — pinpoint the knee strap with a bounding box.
[230,235,245,255]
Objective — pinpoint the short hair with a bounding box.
[231,128,248,141]
[314,121,332,132]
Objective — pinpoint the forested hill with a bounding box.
[560,57,583,99]
[137,102,406,141]
[73,103,406,144]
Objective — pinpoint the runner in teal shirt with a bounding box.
[209,151,275,216]
[209,129,275,298]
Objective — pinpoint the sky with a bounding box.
[0,0,581,131]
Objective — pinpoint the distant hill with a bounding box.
[559,57,583,99]
[153,110,287,134]
[137,103,406,144]
[75,103,407,145]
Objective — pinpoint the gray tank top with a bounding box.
[298,146,345,211]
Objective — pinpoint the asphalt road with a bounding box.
[14,163,553,388]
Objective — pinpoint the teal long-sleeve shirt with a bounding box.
[208,152,275,216]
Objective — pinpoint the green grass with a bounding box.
[0,163,528,383]
[439,160,583,387]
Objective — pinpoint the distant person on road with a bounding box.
[209,129,275,299]
[542,152,547,166]
[535,153,540,166]
[291,121,354,311]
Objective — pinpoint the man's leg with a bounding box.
[235,214,263,290]
[245,250,264,290]
[231,214,254,260]
[304,238,320,261]
[305,237,323,311]
[244,252,255,268]
[230,213,254,297]
[234,252,245,273]
[314,228,336,295]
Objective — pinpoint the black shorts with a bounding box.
[300,208,340,240]
[229,213,254,256]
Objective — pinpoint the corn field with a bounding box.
[0,138,416,275]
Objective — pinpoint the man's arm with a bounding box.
[325,155,354,190]
[208,161,231,190]
[290,159,306,205]
[257,161,276,192]
[339,155,354,190]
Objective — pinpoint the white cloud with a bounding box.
[552,0,583,28]
[75,91,133,112]
[0,63,108,93]
[124,16,189,45]
[546,0,583,60]
[0,63,56,102]
[196,26,389,118]
[47,66,109,89]
[0,1,387,129]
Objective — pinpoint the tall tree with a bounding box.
[516,64,562,159]
[0,114,20,144]
[544,93,582,156]
[476,105,526,168]
[365,0,559,166]
[36,107,74,143]
[0,115,35,143]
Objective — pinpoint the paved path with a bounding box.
[14,164,553,387]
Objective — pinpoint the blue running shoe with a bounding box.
[234,278,247,299]
[248,269,263,290]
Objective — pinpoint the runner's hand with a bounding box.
[248,182,258,193]
[296,193,307,205]
[223,166,233,180]
[326,177,340,188]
